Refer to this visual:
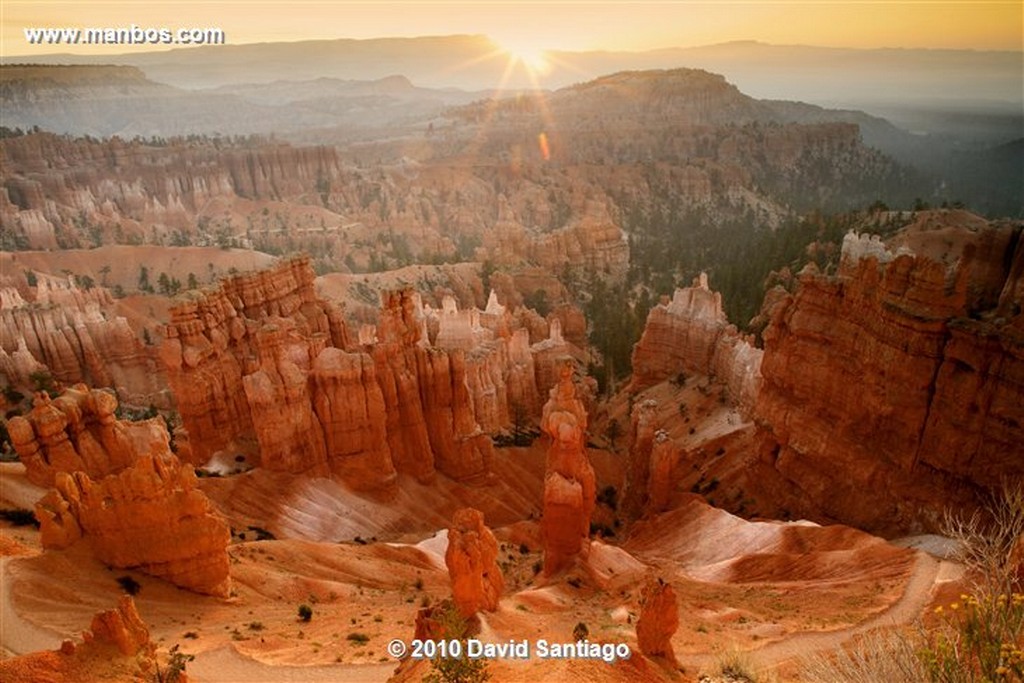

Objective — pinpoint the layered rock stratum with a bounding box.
[0,274,161,404]
[629,272,762,411]
[754,218,1024,531]
[160,256,580,487]
[626,212,1023,533]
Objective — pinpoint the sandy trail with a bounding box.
[0,557,63,657]
[679,550,943,673]
[188,646,395,683]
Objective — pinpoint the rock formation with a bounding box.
[35,454,232,596]
[160,255,349,470]
[629,273,762,411]
[161,258,567,488]
[80,595,153,658]
[622,399,659,521]
[755,219,1024,532]
[636,579,679,665]
[540,360,596,575]
[647,431,679,515]
[0,596,157,683]
[7,385,169,487]
[444,508,505,617]
[0,274,162,404]
[311,348,396,488]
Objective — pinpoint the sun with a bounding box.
[497,39,551,75]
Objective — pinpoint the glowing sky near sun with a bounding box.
[2,1,1021,58]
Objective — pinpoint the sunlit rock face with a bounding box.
[7,385,169,487]
[629,273,762,412]
[445,508,505,617]
[755,217,1024,533]
[35,454,232,597]
[160,258,564,487]
[540,361,596,576]
[160,255,347,469]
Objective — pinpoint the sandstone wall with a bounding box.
[160,259,554,488]
[755,224,1024,532]
[629,273,762,411]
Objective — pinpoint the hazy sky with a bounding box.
[3,1,1022,57]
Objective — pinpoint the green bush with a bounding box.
[297,604,313,622]
[423,601,491,683]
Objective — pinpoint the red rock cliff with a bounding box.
[160,260,549,488]
[755,218,1024,532]
[630,273,762,411]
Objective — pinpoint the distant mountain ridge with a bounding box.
[9,35,1020,126]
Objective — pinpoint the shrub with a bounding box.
[423,600,491,683]
[920,483,1024,682]
[347,632,370,645]
[156,644,194,683]
[247,525,275,541]
[297,604,313,622]
[713,647,762,682]
[801,628,926,682]
[116,575,141,596]
[0,508,39,528]
[573,622,589,641]
[597,485,618,511]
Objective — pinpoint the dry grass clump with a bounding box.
[800,628,927,683]
[700,646,775,683]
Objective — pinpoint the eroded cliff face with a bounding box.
[160,255,346,469]
[7,385,168,487]
[35,454,232,596]
[160,257,570,487]
[0,274,162,404]
[0,132,345,249]
[755,220,1024,532]
[629,273,762,411]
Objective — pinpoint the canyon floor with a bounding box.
[0,442,965,683]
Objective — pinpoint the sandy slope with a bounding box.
[0,456,954,683]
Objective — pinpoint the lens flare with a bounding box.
[498,39,551,75]
[538,132,550,161]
